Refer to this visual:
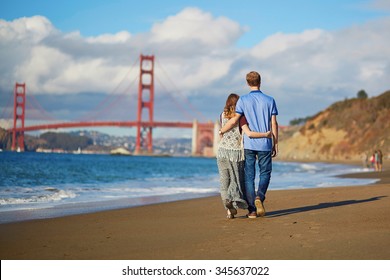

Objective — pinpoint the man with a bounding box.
[219,71,278,218]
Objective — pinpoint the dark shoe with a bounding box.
[246,211,257,219]
[225,200,237,216]
[255,196,266,217]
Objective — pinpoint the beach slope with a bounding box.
[1,171,389,260]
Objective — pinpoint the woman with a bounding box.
[217,93,271,219]
[376,149,383,172]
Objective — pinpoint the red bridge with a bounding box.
[7,55,217,156]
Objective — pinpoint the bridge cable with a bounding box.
[89,73,138,120]
[155,75,195,121]
[155,58,207,122]
[79,56,140,121]
[26,91,58,122]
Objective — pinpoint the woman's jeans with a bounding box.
[244,149,272,212]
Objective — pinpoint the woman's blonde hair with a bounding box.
[223,93,239,119]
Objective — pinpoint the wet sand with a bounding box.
[0,168,389,260]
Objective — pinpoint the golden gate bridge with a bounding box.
[5,55,217,156]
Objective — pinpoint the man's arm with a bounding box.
[271,115,278,157]
[219,113,241,134]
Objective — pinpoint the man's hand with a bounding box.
[272,143,278,157]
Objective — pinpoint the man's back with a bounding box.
[236,90,278,151]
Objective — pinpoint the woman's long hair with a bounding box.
[223,93,239,119]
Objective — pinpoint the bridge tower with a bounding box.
[11,83,26,151]
[135,54,155,154]
[191,120,216,157]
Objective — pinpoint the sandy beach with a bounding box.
[0,166,389,260]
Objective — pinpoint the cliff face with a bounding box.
[278,91,390,161]
[0,128,12,150]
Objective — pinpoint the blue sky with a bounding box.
[1,0,387,46]
[1,0,390,137]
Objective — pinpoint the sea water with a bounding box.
[0,151,377,223]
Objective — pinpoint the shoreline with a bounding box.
[0,162,389,260]
[0,192,219,225]
[0,160,382,225]
[337,169,390,184]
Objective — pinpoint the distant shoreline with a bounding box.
[276,158,389,184]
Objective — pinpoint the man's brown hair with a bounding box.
[246,71,261,87]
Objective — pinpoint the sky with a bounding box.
[1,0,390,137]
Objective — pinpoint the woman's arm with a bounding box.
[242,125,272,138]
[239,115,271,138]
[219,113,241,135]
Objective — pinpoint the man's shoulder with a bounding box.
[264,93,276,102]
[256,91,276,104]
[246,91,275,102]
[239,92,253,101]
[255,90,271,97]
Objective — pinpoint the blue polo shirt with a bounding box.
[236,90,278,151]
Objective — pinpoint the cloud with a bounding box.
[147,7,244,91]
[0,15,54,43]
[246,17,390,101]
[86,31,132,44]
[368,0,390,11]
[1,9,389,126]
[0,16,138,95]
[250,29,328,59]
[0,16,56,90]
[150,7,243,47]
[0,8,244,95]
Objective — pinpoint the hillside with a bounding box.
[0,130,94,152]
[278,91,390,161]
[0,128,12,150]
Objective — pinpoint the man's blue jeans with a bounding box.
[244,149,272,212]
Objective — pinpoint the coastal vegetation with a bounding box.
[279,90,390,161]
[0,130,93,152]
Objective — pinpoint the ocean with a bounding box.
[0,151,377,223]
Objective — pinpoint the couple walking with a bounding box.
[217,71,278,219]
